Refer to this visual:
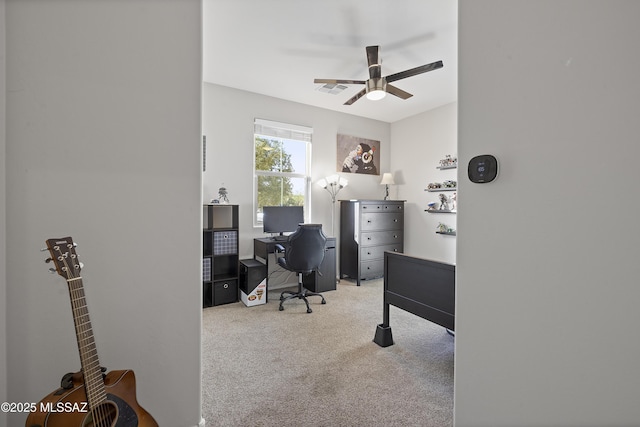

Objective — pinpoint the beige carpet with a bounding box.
[202,278,454,427]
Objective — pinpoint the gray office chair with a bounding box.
[275,224,327,313]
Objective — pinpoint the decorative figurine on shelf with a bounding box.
[439,154,458,168]
[218,186,230,204]
[450,192,457,211]
[427,182,442,190]
[443,180,457,188]
[427,202,437,211]
[437,223,456,235]
[439,193,449,211]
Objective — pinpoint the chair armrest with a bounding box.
[274,243,286,253]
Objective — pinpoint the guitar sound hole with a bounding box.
[83,401,118,427]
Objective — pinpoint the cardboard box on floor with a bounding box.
[240,278,266,307]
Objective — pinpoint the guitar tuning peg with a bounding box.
[79,262,84,269]
[45,257,53,263]
[40,247,49,252]
[48,268,57,274]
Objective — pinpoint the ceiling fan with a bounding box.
[314,45,443,105]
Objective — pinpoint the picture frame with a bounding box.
[336,134,380,175]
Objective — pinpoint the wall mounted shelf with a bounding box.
[425,188,457,192]
[426,209,456,214]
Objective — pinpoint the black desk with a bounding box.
[253,237,337,294]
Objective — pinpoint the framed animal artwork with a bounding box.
[336,134,380,175]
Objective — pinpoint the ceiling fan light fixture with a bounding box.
[366,79,387,101]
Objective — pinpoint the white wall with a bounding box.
[5,1,202,426]
[391,102,457,264]
[203,83,391,259]
[0,1,7,425]
[456,1,640,426]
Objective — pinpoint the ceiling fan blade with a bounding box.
[366,45,382,79]
[314,78,366,85]
[344,88,367,105]
[366,45,379,67]
[385,60,443,83]
[386,84,413,100]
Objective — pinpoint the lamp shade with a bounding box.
[318,174,348,188]
[380,173,395,185]
[318,174,348,234]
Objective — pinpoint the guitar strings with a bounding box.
[57,243,111,427]
[63,247,109,427]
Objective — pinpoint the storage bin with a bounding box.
[202,258,211,282]
[213,279,238,306]
[213,231,238,255]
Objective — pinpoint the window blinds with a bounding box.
[254,118,313,143]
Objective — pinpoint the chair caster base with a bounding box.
[278,291,327,313]
[278,286,325,313]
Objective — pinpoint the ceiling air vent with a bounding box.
[316,83,348,95]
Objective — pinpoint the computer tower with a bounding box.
[302,238,337,292]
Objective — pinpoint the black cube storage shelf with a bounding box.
[203,204,239,307]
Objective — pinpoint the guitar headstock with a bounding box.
[45,237,82,280]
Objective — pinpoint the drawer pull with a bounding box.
[367,220,372,223]
[223,283,229,289]
[393,219,398,222]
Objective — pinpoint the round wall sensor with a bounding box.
[468,155,498,183]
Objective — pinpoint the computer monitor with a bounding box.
[262,206,304,238]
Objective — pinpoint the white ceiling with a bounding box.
[203,0,458,123]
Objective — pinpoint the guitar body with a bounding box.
[25,369,158,427]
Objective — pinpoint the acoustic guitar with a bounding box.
[26,237,158,427]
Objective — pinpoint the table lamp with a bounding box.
[380,173,395,200]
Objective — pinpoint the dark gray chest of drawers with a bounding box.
[339,200,404,285]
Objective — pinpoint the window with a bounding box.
[254,119,312,226]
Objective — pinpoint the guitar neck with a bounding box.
[67,276,107,409]
[40,237,159,426]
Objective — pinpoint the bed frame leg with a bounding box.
[374,324,394,347]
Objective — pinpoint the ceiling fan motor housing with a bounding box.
[366,78,387,94]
